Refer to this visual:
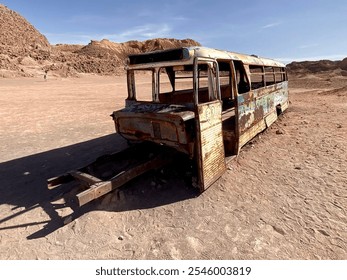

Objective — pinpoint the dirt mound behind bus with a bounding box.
[0,4,51,56]
[76,38,200,60]
[0,4,200,77]
[287,58,347,76]
[0,4,52,77]
[70,38,200,74]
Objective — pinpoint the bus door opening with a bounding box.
[194,58,226,192]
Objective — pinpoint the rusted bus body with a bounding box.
[111,47,288,191]
[114,103,195,154]
[237,63,288,148]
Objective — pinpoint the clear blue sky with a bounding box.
[2,0,347,63]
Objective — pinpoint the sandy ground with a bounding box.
[0,73,346,259]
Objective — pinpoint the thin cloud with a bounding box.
[262,22,281,29]
[46,23,173,44]
[106,24,171,41]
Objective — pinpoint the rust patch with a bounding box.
[239,112,253,133]
[254,104,264,123]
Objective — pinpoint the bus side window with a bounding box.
[249,65,264,90]
[218,61,232,101]
[234,61,250,94]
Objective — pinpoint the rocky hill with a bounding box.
[0,4,200,77]
[0,4,51,56]
[0,4,52,75]
[67,38,200,75]
[287,58,347,76]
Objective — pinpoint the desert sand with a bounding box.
[1,2,347,261]
[0,72,346,260]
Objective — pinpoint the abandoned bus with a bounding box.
[112,47,288,192]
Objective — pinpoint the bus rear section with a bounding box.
[112,50,228,191]
[113,103,195,155]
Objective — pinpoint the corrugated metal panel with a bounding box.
[239,120,266,148]
[265,111,278,127]
[196,101,226,191]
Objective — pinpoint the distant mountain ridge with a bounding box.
[287,58,347,75]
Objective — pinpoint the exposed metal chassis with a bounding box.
[47,143,175,207]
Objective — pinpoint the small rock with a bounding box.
[337,124,342,128]
[318,229,330,237]
[276,129,284,135]
[294,166,301,170]
[118,236,124,241]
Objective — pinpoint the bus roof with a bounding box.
[127,46,285,68]
[190,47,285,67]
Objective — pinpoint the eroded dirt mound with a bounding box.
[338,58,347,71]
[0,4,51,56]
[140,38,200,52]
[287,58,347,76]
[287,60,338,72]
[77,38,200,60]
[70,38,200,74]
[54,37,199,75]
[0,4,52,77]
[53,44,84,53]
[0,4,200,77]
